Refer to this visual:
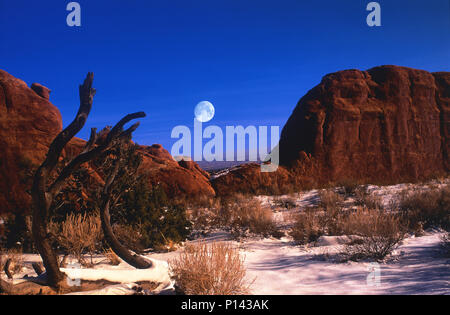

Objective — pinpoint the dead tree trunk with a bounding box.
[31,72,146,288]
[99,160,152,269]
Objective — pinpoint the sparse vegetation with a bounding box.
[190,194,280,239]
[114,181,192,250]
[289,208,323,244]
[354,186,383,209]
[170,242,251,295]
[342,209,405,261]
[399,185,450,232]
[50,213,102,267]
[318,190,344,210]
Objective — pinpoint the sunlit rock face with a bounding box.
[0,69,62,214]
[212,66,449,196]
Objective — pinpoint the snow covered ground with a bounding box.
[149,231,449,295]
[2,180,449,295]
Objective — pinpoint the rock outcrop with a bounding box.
[0,70,214,215]
[0,70,62,214]
[212,66,450,195]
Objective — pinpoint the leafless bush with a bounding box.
[190,195,280,238]
[318,190,344,210]
[228,196,279,238]
[399,185,450,232]
[170,242,251,295]
[50,213,102,267]
[355,187,383,209]
[342,209,405,261]
[289,208,324,244]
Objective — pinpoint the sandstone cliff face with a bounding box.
[0,70,214,214]
[212,66,449,195]
[279,65,449,183]
[0,70,62,214]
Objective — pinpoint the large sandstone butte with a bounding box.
[213,66,450,195]
[0,70,214,215]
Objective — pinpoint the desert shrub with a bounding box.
[0,248,24,278]
[342,209,405,261]
[50,213,102,267]
[114,181,192,250]
[399,185,450,232]
[228,196,279,238]
[221,195,280,238]
[289,208,324,244]
[354,187,383,209]
[170,242,250,295]
[318,190,344,210]
[190,194,280,238]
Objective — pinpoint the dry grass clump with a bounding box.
[0,248,24,278]
[399,185,449,232]
[190,194,280,238]
[227,196,279,238]
[354,187,383,209]
[342,209,405,261]
[170,242,251,295]
[50,213,102,267]
[289,209,323,244]
[318,190,344,210]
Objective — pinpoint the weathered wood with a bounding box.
[99,159,152,269]
[31,72,147,288]
[32,262,45,276]
[3,258,13,279]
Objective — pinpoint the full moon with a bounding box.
[194,101,215,122]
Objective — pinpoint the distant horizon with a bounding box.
[1,0,449,158]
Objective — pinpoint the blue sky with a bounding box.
[0,0,449,156]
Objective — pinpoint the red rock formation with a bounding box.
[137,145,215,198]
[279,65,449,184]
[0,70,214,215]
[212,66,449,195]
[0,70,62,214]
